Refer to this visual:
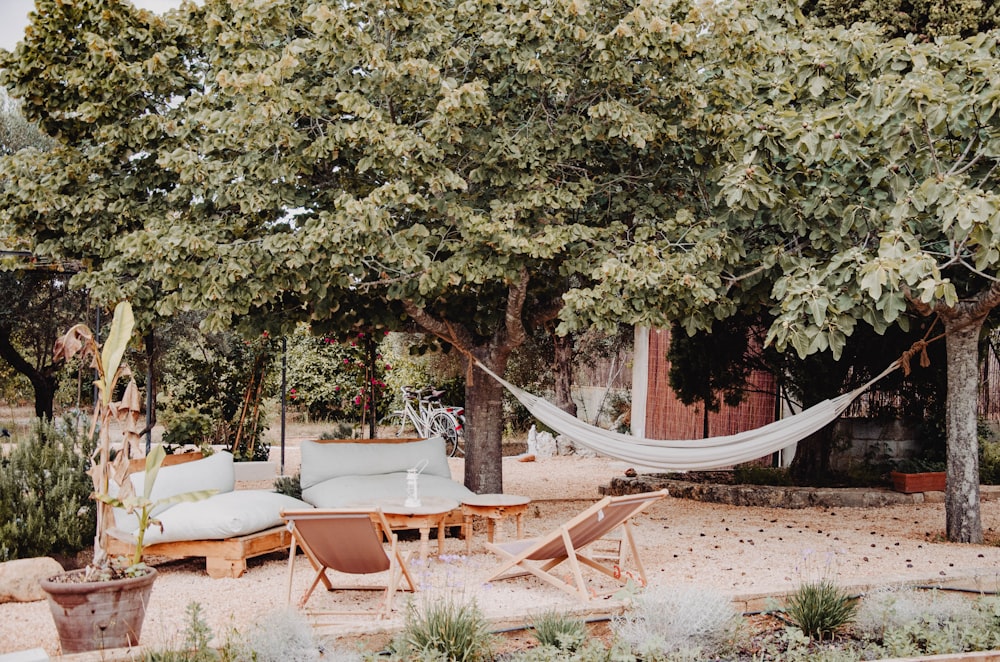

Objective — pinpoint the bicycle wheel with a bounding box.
[429,411,461,457]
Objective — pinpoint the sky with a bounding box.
[0,0,185,52]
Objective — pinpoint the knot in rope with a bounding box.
[899,339,930,376]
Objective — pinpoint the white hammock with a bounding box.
[478,361,901,472]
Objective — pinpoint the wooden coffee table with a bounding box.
[365,497,460,561]
[460,494,531,553]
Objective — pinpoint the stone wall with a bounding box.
[828,418,922,471]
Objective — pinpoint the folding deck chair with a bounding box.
[282,508,416,619]
[484,489,669,601]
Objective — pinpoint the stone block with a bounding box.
[0,557,63,603]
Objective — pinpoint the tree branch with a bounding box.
[505,267,530,349]
[401,301,475,353]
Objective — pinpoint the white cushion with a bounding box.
[302,472,475,508]
[114,451,236,531]
[299,437,450,489]
[120,490,311,545]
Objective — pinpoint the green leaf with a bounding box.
[99,301,134,405]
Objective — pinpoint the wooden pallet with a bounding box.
[106,525,293,579]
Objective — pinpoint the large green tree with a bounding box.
[573,2,1000,542]
[0,88,88,420]
[1,0,713,492]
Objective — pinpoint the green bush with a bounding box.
[0,417,95,562]
[218,607,320,662]
[733,464,794,486]
[273,473,302,500]
[612,584,741,660]
[390,598,494,662]
[161,407,214,451]
[143,602,218,662]
[531,610,588,652]
[980,438,1000,485]
[784,579,857,641]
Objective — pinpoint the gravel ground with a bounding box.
[3,451,1000,657]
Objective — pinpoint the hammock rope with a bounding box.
[475,359,904,472]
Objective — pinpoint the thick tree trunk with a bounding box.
[464,347,510,494]
[943,318,983,543]
[552,334,577,417]
[787,428,834,485]
[0,328,58,420]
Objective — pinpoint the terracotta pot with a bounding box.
[40,567,156,654]
[890,471,946,493]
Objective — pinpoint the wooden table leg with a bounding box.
[464,514,474,554]
[418,526,430,561]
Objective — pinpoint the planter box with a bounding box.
[891,471,946,493]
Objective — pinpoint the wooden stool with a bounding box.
[460,494,531,553]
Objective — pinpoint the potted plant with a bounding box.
[39,301,214,654]
[890,458,947,493]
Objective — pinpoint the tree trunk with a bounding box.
[464,346,510,494]
[787,428,834,485]
[943,317,984,543]
[552,334,577,417]
[0,328,58,420]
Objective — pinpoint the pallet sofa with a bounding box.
[105,451,310,578]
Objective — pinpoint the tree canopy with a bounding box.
[576,2,1000,541]
[4,0,999,541]
[0,0,717,492]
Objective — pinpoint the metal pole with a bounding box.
[368,334,377,439]
[280,336,287,476]
[92,307,101,408]
[145,330,154,454]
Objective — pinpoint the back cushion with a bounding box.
[113,450,236,531]
[130,450,235,514]
[299,437,450,490]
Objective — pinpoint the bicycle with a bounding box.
[383,386,465,457]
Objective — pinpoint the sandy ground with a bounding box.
[3,451,1000,657]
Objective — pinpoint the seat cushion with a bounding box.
[116,490,311,545]
[302,472,475,508]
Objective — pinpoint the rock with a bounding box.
[534,431,557,458]
[0,557,64,603]
[558,435,597,457]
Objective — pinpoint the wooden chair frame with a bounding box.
[282,508,415,619]
[485,490,669,601]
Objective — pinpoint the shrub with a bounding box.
[855,587,1000,657]
[733,464,794,485]
[784,579,857,641]
[143,602,217,661]
[273,473,301,499]
[0,417,95,562]
[531,609,587,652]
[980,438,1000,485]
[390,598,494,662]
[218,607,320,662]
[611,584,740,660]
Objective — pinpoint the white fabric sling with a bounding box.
[477,361,901,472]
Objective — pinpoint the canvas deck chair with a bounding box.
[485,489,668,601]
[282,508,416,619]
